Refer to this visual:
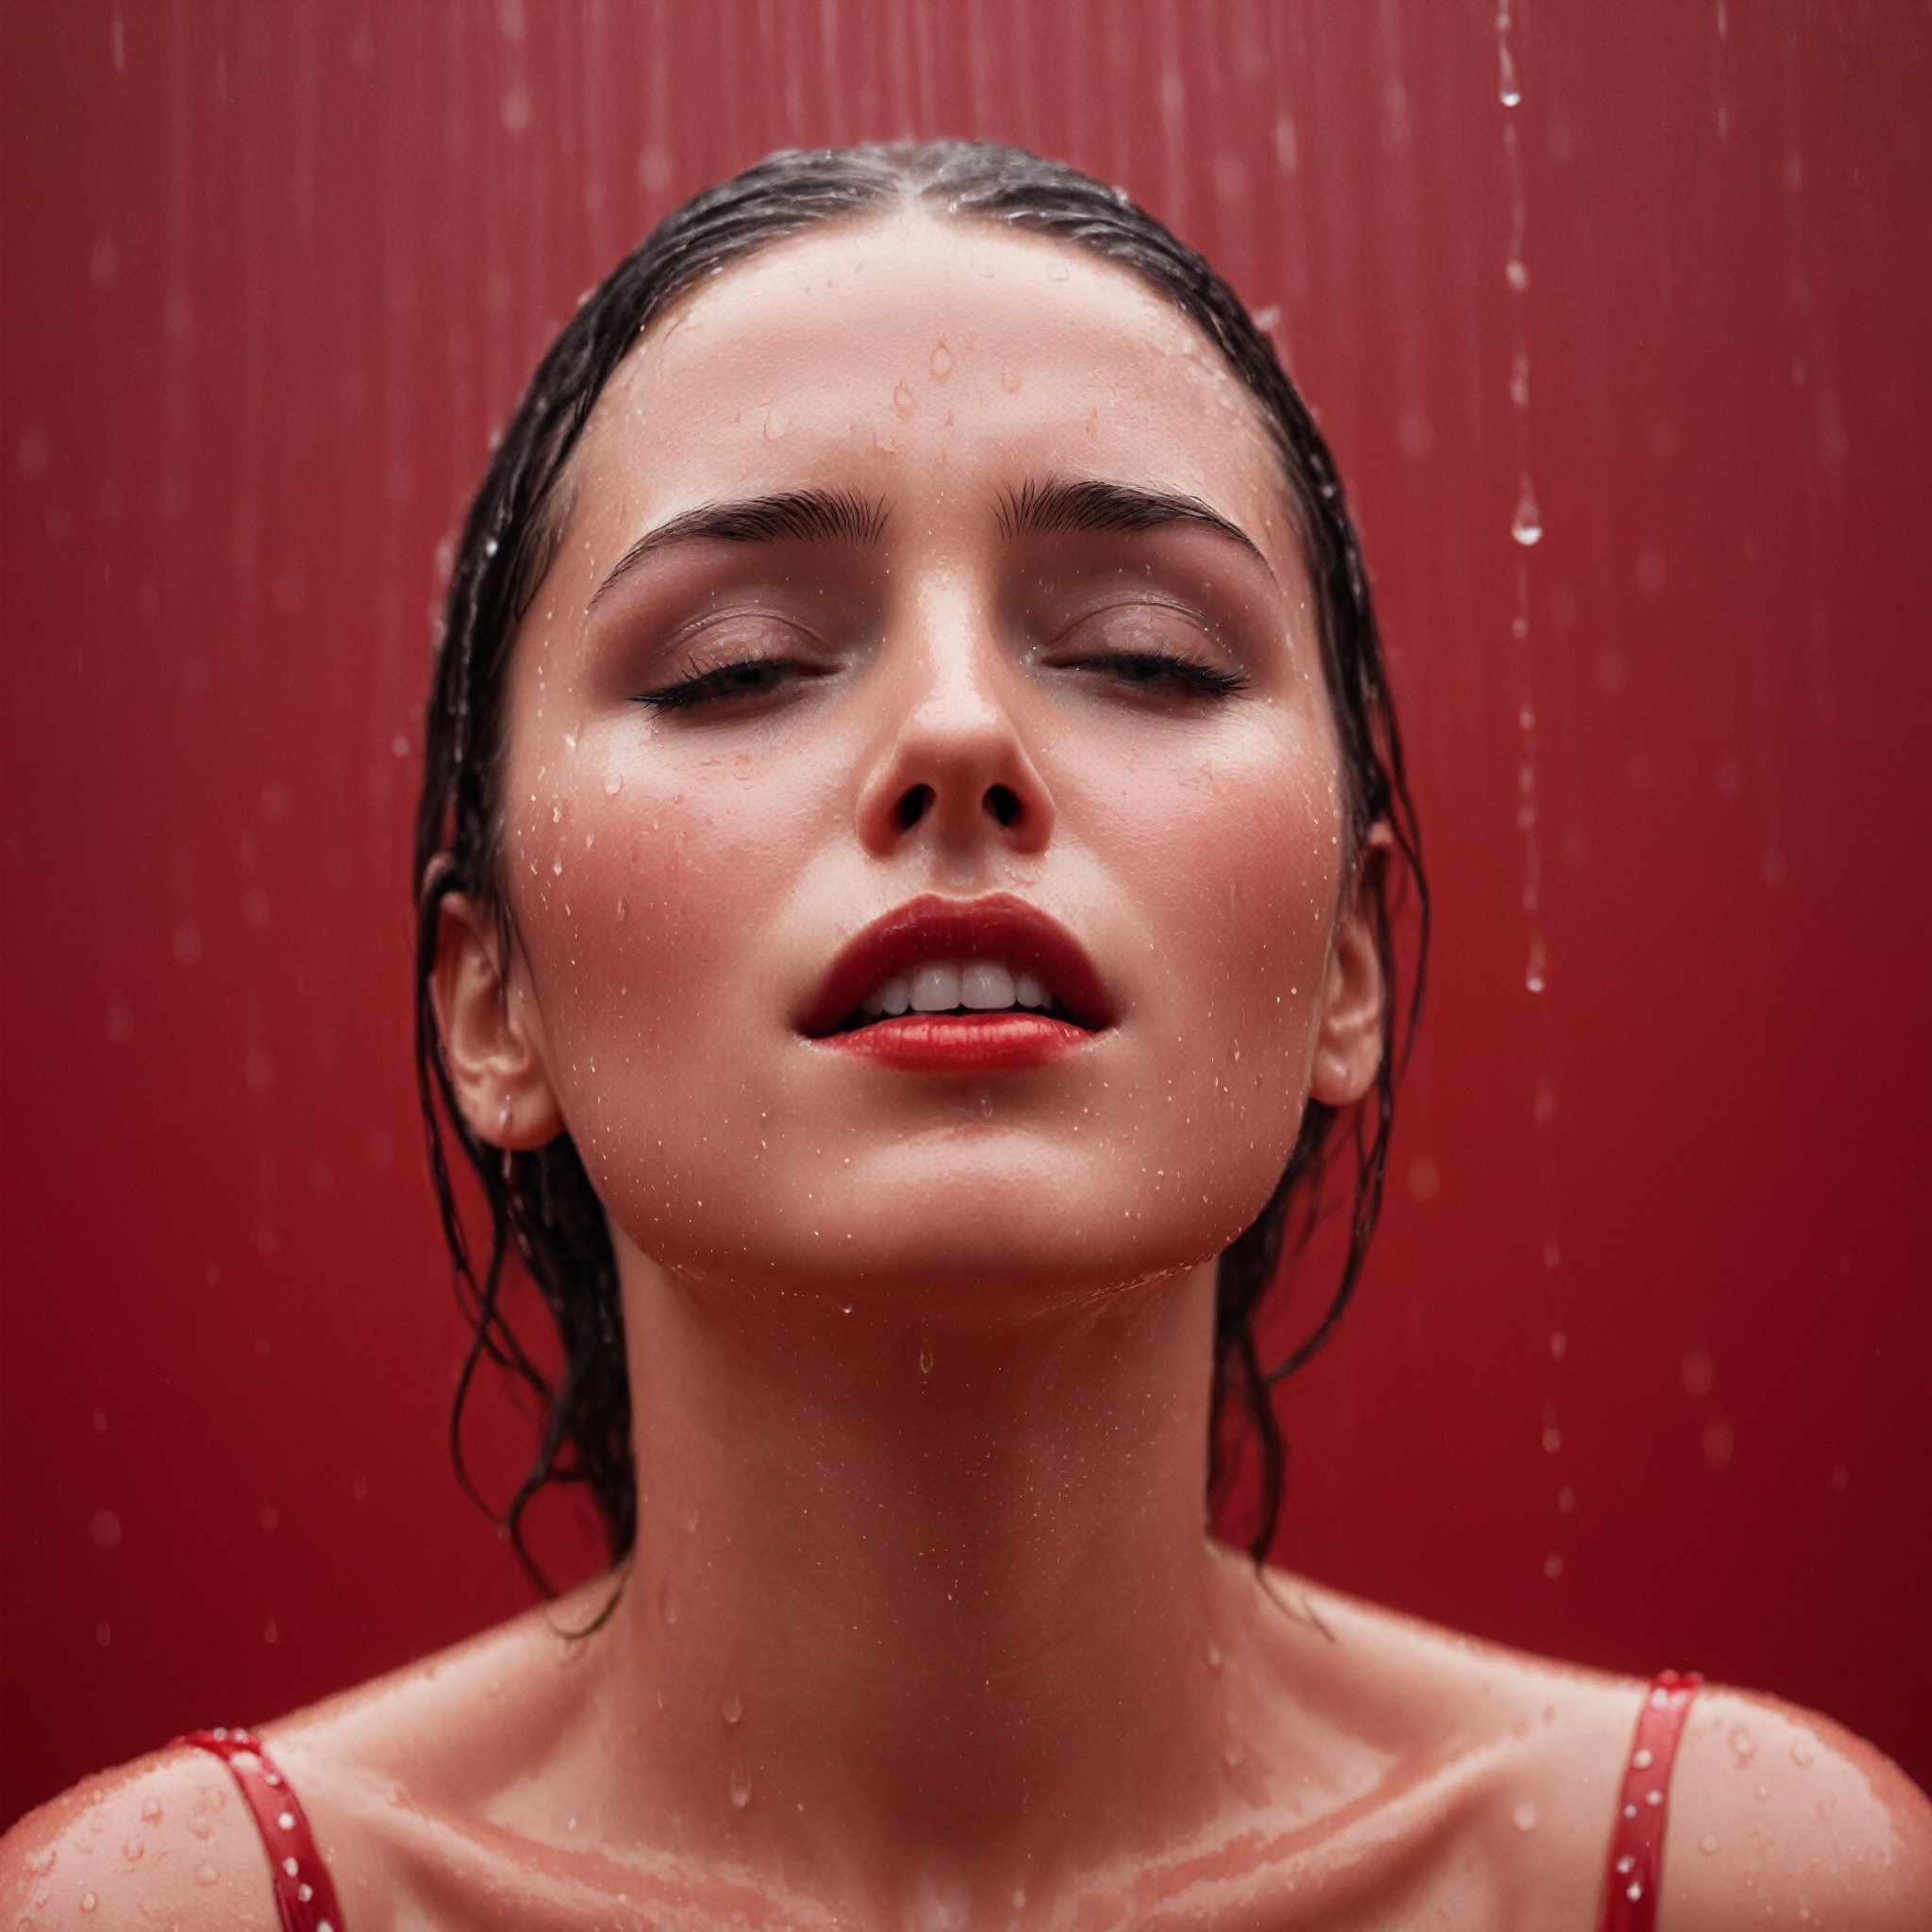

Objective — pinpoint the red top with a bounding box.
[181,1671,1705,1930]
[1595,1671,1704,1932]
[175,1728,346,1932]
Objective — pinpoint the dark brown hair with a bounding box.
[413,140,1426,1597]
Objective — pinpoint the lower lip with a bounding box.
[814,1013,1097,1071]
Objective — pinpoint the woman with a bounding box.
[6,141,1927,1931]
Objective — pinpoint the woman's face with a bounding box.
[456,209,1382,1308]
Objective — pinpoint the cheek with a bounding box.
[503,759,805,1227]
[1112,733,1345,1191]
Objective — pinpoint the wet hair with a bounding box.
[413,139,1426,1598]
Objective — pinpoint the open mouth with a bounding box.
[799,893,1116,1044]
[826,958,1098,1036]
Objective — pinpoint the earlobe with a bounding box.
[1308,832,1390,1109]
[429,890,564,1151]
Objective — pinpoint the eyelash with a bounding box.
[634,647,1250,711]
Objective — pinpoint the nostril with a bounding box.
[987,784,1021,827]
[894,783,934,831]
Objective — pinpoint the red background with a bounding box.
[4,1,1928,1825]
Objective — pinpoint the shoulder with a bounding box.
[1658,1683,1932,1930]
[0,1742,285,1931]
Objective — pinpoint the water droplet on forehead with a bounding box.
[928,339,953,379]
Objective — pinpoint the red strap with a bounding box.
[175,1728,348,1932]
[1596,1671,1703,1932]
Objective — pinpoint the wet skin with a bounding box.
[6,213,1930,1930]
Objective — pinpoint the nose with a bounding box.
[853,616,1056,862]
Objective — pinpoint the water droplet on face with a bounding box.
[80,1888,99,1913]
[761,407,790,441]
[891,379,916,418]
[1512,1799,1539,1832]
[1203,1635,1224,1672]
[918,1341,934,1375]
[1699,1832,1720,1855]
[122,1836,143,1860]
[604,772,622,796]
[1046,260,1071,282]
[721,1682,742,1725]
[1729,1724,1757,1766]
[1790,1737,1815,1769]
[193,1862,220,1887]
[658,1578,680,1627]
[728,1767,753,1809]
[927,338,953,380]
[25,1844,54,1874]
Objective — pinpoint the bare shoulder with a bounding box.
[0,1576,622,1932]
[1658,1684,1932,1930]
[0,1743,283,1931]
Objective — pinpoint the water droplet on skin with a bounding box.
[918,1341,934,1375]
[658,1578,680,1626]
[891,379,916,418]
[1729,1724,1757,1766]
[25,1844,54,1874]
[728,1767,753,1809]
[193,1862,220,1887]
[122,1837,143,1860]
[604,772,622,796]
[1513,1800,1539,1832]
[721,1683,742,1725]
[1203,1636,1224,1672]
[1790,1737,1815,1769]
[80,1889,99,1913]
[1699,1832,1721,1855]
[1506,257,1529,291]
[761,407,790,441]
[1220,1733,1245,1768]
[1046,260,1071,282]
[928,339,953,379]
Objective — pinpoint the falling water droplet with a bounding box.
[728,1767,752,1809]
[721,1682,742,1725]
[918,1341,934,1375]
[658,1578,680,1627]
[1524,932,1548,993]
[928,339,953,379]
[1511,489,1544,546]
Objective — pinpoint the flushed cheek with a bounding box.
[1117,753,1345,1200]
[505,773,808,1242]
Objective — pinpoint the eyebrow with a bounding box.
[589,487,889,607]
[994,475,1273,575]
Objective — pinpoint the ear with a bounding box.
[428,889,565,1151]
[1308,824,1391,1108]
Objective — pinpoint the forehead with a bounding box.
[564,208,1299,560]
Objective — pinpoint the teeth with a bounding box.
[908,962,962,1012]
[855,958,1054,1022]
[959,961,1016,1009]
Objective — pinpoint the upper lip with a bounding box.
[798,892,1116,1038]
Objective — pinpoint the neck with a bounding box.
[592,1248,1247,1915]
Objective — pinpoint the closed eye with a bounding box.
[633,657,824,710]
[1072,650,1251,698]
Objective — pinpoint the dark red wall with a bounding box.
[5,2,1928,1825]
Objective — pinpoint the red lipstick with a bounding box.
[800,893,1114,1071]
